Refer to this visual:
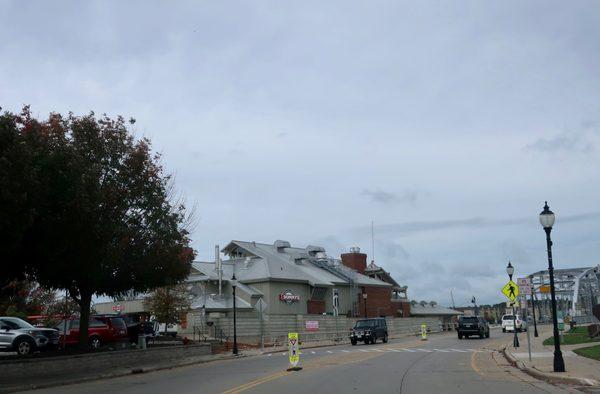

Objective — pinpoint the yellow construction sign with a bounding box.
[501,280,519,301]
[288,332,299,367]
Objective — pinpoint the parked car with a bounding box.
[350,318,388,345]
[502,314,527,332]
[55,316,128,349]
[457,316,490,339]
[0,317,59,356]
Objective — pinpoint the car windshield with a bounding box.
[459,317,478,323]
[503,315,515,320]
[355,320,376,328]
[0,317,34,329]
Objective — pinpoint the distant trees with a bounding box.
[144,284,191,334]
[0,107,194,348]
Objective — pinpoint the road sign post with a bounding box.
[502,280,520,348]
[421,323,427,341]
[287,332,302,371]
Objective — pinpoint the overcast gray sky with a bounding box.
[2,1,600,306]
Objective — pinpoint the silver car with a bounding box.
[0,317,59,356]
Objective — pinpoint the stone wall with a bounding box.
[0,343,211,389]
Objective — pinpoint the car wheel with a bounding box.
[351,339,357,346]
[89,336,102,350]
[371,336,376,344]
[382,334,388,343]
[502,328,505,333]
[479,331,484,339]
[15,337,35,356]
[458,333,463,339]
[485,332,490,338]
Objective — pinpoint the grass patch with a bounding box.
[543,327,600,345]
[573,344,600,361]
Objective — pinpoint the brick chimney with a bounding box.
[341,247,367,274]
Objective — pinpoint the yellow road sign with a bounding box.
[502,280,519,301]
[288,332,299,367]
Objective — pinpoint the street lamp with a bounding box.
[362,292,368,318]
[539,201,565,372]
[231,273,238,355]
[506,262,519,348]
[528,275,539,337]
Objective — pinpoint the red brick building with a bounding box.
[340,249,409,317]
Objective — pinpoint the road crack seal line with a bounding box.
[398,352,434,394]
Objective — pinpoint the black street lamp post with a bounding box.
[506,262,519,348]
[363,292,368,318]
[529,276,539,337]
[231,273,238,355]
[539,201,565,372]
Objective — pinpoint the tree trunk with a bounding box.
[77,290,92,350]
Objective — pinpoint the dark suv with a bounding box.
[457,316,490,339]
[350,318,388,345]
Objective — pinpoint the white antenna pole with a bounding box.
[371,220,375,264]
[450,290,456,309]
[215,245,222,297]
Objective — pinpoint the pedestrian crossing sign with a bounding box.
[288,332,299,367]
[501,280,519,301]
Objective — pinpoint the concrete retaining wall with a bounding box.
[0,343,211,388]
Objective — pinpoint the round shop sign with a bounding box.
[279,289,300,304]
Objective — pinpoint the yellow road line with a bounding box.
[221,371,290,394]
[221,339,428,393]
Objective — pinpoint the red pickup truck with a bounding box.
[55,315,128,349]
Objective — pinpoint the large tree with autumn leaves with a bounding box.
[0,107,194,348]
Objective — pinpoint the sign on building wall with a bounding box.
[279,289,301,303]
[305,321,319,331]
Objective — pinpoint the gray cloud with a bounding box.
[526,122,600,154]
[526,132,593,154]
[361,189,421,205]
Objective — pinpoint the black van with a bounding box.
[350,318,388,345]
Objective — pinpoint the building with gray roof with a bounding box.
[187,240,392,317]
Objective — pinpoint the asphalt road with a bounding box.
[21,330,574,394]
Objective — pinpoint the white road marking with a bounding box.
[326,350,333,353]
[449,349,468,352]
[281,352,287,355]
[415,349,432,352]
[341,350,350,353]
[433,349,450,352]
[387,348,402,352]
[359,349,369,352]
[311,351,316,354]
[400,348,416,352]
[267,354,272,357]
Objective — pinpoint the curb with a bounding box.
[501,346,600,387]
[2,354,245,393]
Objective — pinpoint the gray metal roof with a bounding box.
[191,295,253,311]
[410,304,463,316]
[214,240,391,288]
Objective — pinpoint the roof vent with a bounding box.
[274,240,291,251]
[429,301,437,307]
[315,251,327,260]
[419,300,427,307]
[306,245,326,255]
[350,246,361,253]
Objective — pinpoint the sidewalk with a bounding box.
[503,325,600,387]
